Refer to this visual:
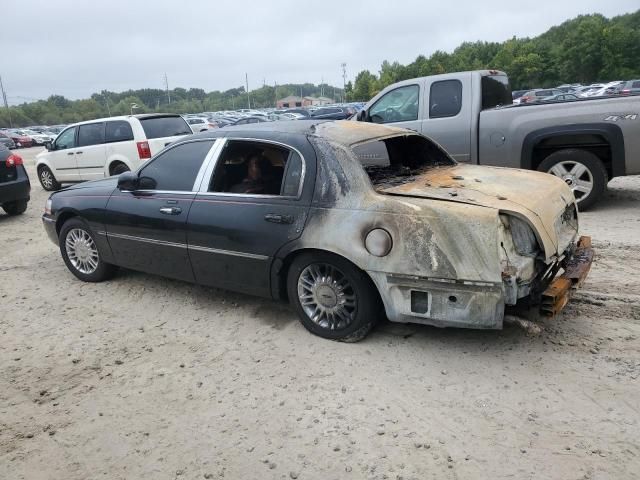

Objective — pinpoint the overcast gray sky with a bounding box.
[2,0,637,103]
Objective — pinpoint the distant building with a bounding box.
[277,95,334,108]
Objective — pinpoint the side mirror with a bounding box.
[117,171,138,191]
[44,141,53,151]
[357,110,366,121]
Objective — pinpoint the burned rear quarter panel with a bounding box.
[284,136,504,284]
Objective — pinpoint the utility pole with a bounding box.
[164,73,171,104]
[104,93,111,116]
[0,74,12,127]
[245,73,251,109]
[341,63,347,103]
[274,82,277,108]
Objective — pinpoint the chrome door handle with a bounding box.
[67,152,74,155]
[159,207,182,215]
[264,213,294,224]
[76,151,83,154]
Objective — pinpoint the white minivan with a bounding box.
[35,114,192,191]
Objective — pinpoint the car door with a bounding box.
[76,122,107,181]
[421,75,472,163]
[187,137,312,297]
[47,126,80,181]
[103,139,218,282]
[367,83,423,132]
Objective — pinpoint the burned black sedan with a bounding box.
[43,121,593,341]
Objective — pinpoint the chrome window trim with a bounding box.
[197,136,306,200]
[105,231,268,260]
[192,138,224,191]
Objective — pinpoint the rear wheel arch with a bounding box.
[108,159,131,176]
[521,123,625,179]
[274,248,382,305]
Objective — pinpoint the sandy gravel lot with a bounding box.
[1,147,639,480]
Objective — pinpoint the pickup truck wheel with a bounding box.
[38,165,61,191]
[287,252,381,342]
[538,149,607,210]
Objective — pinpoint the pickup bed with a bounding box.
[356,70,640,209]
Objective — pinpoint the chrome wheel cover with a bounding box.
[65,228,99,274]
[40,169,53,189]
[297,263,357,330]
[547,161,593,202]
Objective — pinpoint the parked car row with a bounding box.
[512,79,640,104]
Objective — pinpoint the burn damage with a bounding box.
[282,121,593,329]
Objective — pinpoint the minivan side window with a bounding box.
[138,140,214,191]
[54,127,77,150]
[369,85,420,124]
[429,80,462,118]
[105,121,134,143]
[77,122,105,147]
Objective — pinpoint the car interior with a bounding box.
[209,140,289,195]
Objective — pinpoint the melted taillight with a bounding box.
[6,154,23,167]
[136,141,151,160]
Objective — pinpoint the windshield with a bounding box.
[139,116,192,139]
[482,74,512,109]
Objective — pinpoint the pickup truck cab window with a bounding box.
[369,85,420,124]
[429,80,463,118]
[138,140,215,191]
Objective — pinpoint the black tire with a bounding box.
[110,162,130,176]
[537,149,607,211]
[286,252,382,342]
[59,218,116,282]
[2,200,28,215]
[38,165,61,191]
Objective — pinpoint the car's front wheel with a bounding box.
[287,252,381,342]
[59,218,116,282]
[38,165,61,191]
[2,200,28,215]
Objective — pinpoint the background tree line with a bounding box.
[2,10,638,128]
[346,11,640,100]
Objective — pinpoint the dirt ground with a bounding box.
[1,147,639,480]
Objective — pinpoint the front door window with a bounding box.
[369,85,420,124]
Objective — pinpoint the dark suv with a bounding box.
[0,146,30,215]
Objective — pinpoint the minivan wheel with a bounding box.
[2,200,28,215]
[538,149,607,210]
[38,165,61,191]
[110,162,130,176]
[287,252,381,342]
[59,218,116,282]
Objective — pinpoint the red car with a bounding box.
[3,131,33,148]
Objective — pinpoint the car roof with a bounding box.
[63,113,184,127]
[194,119,415,146]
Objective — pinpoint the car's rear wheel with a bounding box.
[38,165,61,191]
[110,162,130,176]
[538,149,607,210]
[2,200,28,215]
[286,252,381,342]
[59,218,116,282]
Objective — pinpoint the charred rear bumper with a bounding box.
[540,236,594,316]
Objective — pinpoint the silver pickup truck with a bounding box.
[355,70,640,209]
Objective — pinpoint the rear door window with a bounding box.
[138,140,215,191]
[105,121,134,143]
[77,122,105,147]
[632,81,640,89]
[429,80,462,118]
[139,116,192,139]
